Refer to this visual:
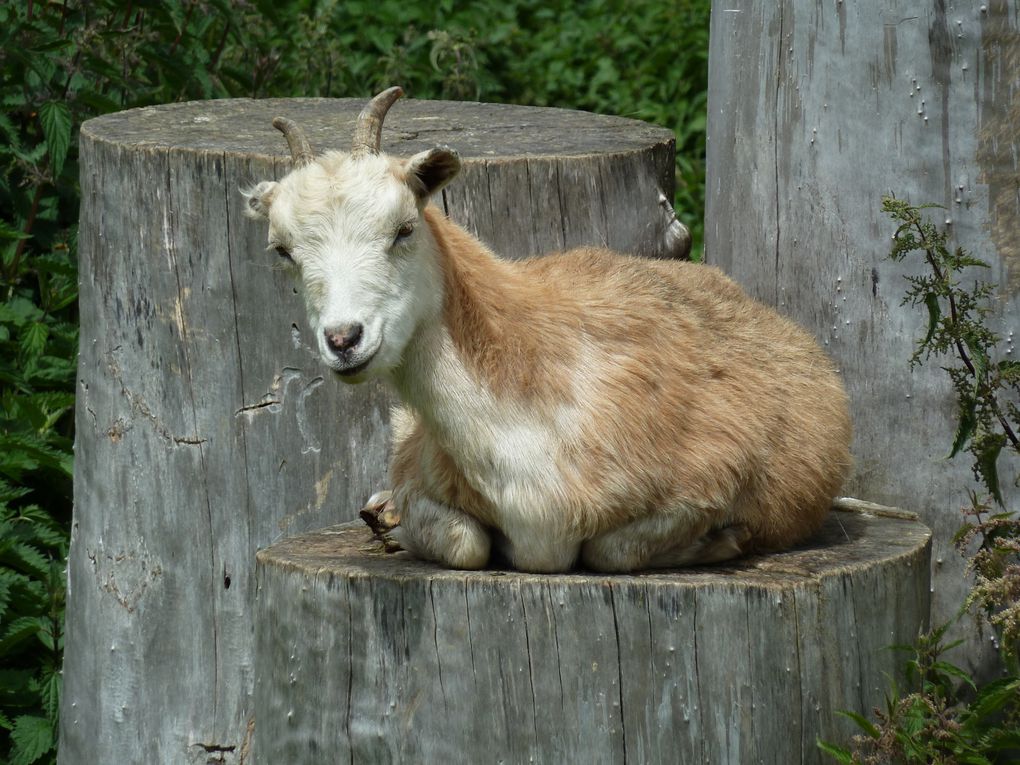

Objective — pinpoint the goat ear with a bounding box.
[241,181,278,220]
[405,147,461,200]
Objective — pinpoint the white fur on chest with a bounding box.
[398,330,574,522]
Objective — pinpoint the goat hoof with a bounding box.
[380,533,404,554]
[360,490,403,552]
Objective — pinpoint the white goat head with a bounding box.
[243,87,461,382]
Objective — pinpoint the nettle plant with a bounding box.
[822,198,1020,765]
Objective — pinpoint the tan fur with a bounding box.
[398,207,851,556]
[426,206,578,401]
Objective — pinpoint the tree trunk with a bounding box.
[61,97,681,764]
[254,506,931,763]
[705,1,1019,675]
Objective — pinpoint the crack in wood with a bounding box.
[192,741,236,765]
[518,586,540,747]
[428,580,448,710]
[105,347,205,447]
[607,584,628,764]
[791,589,807,764]
[79,380,99,432]
[692,591,704,764]
[235,367,301,421]
[233,399,281,417]
[173,435,208,445]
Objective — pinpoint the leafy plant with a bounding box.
[820,198,1020,764]
[0,493,68,765]
[0,2,261,761]
[883,197,1019,507]
[822,625,1020,765]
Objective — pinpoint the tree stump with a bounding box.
[61,98,681,764]
[255,505,930,764]
[705,0,1019,674]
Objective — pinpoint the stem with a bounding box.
[912,219,975,376]
[209,20,231,74]
[8,184,44,285]
[168,0,195,57]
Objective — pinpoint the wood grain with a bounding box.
[254,508,931,763]
[705,0,1020,677]
[61,97,679,764]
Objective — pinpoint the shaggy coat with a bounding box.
[244,91,852,573]
[384,207,852,571]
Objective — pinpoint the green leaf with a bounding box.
[9,714,54,765]
[965,335,990,386]
[39,101,72,178]
[0,219,30,241]
[38,667,60,724]
[0,478,33,503]
[0,297,44,327]
[968,676,1020,720]
[0,539,51,580]
[953,247,991,269]
[0,433,73,479]
[836,709,881,739]
[948,395,977,458]
[0,616,46,655]
[975,433,1006,506]
[978,727,1020,752]
[930,660,976,690]
[816,738,856,764]
[20,322,48,361]
[997,358,1020,382]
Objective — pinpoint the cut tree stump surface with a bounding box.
[255,507,931,764]
[88,97,674,159]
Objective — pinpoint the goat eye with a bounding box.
[394,223,414,244]
[275,246,293,261]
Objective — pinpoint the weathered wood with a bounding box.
[705,1,1020,674]
[254,508,931,763]
[61,98,678,764]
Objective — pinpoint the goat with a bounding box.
[243,86,852,573]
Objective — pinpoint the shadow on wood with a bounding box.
[255,505,931,764]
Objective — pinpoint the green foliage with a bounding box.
[0,492,67,765]
[0,1,712,760]
[820,199,1020,764]
[214,0,712,253]
[823,627,1020,764]
[883,197,1019,507]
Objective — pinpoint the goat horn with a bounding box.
[272,116,315,167]
[351,86,404,156]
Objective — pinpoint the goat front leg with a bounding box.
[385,491,492,570]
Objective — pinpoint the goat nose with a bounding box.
[324,323,363,355]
